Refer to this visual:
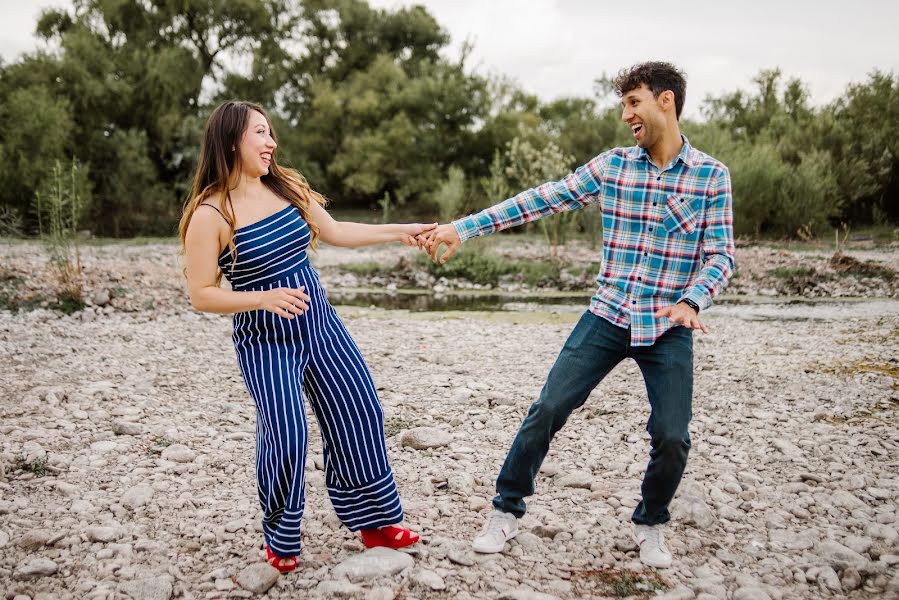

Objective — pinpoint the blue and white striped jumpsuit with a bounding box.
[215,204,404,557]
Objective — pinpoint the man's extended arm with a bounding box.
[454,154,606,241]
[423,153,607,262]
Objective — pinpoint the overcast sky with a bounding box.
[4,0,897,119]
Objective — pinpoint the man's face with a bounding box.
[620,84,667,149]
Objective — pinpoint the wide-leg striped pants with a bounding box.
[232,265,403,557]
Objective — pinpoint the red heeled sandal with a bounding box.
[360,525,420,549]
[266,546,298,573]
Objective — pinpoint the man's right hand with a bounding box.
[418,224,461,264]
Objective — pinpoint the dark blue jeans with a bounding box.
[493,311,693,526]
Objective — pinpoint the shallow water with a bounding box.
[329,288,899,322]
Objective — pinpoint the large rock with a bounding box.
[817,566,842,593]
[313,580,363,598]
[733,587,771,600]
[87,526,122,543]
[161,444,196,463]
[92,289,111,306]
[768,528,820,551]
[118,576,174,600]
[236,563,280,594]
[841,535,873,555]
[122,485,155,510]
[671,495,715,529]
[815,540,868,569]
[841,567,863,591]
[413,568,446,590]
[399,427,452,450]
[771,439,803,458]
[451,387,474,403]
[90,440,119,454]
[447,472,476,494]
[331,546,414,582]
[829,490,866,509]
[14,558,58,580]
[886,570,899,594]
[514,532,544,550]
[717,504,745,522]
[16,529,52,551]
[113,420,144,436]
[866,523,899,544]
[447,543,476,566]
[555,470,594,489]
[20,441,46,464]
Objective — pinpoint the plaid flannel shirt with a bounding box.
[452,137,735,346]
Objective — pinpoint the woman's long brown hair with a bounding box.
[178,101,325,279]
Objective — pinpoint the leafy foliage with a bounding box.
[0,2,895,238]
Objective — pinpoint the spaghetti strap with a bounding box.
[198,203,228,224]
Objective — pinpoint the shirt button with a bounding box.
[643,252,648,256]
[649,226,653,231]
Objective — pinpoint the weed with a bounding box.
[55,289,86,314]
[416,243,567,288]
[570,566,668,598]
[433,166,467,223]
[377,191,392,223]
[35,159,91,307]
[148,435,174,454]
[0,291,15,311]
[342,261,392,277]
[515,261,561,287]
[384,418,417,437]
[417,243,512,286]
[586,407,615,419]
[17,454,49,477]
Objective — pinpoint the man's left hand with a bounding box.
[655,302,709,333]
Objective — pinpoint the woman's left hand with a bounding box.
[399,223,437,246]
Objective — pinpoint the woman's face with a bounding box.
[237,110,277,178]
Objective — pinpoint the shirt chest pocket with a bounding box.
[662,194,703,235]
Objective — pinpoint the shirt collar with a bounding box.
[635,134,695,169]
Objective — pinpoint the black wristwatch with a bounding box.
[681,298,700,313]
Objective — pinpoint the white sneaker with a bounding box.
[634,524,672,568]
[472,509,519,553]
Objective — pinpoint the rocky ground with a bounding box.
[1,238,898,600]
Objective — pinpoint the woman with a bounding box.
[179,100,431,573]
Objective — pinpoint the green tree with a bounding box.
[0,85,73,226]
[825,71,899,223]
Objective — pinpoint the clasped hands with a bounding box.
[411,223,461,264]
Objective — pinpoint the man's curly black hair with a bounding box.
[613,62,687,120]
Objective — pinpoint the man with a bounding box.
[420,62,734,568]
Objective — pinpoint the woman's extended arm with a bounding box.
[307,202,435,248]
